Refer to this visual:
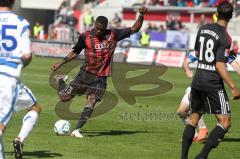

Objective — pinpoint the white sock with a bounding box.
[194,130,198,138]
[0,130,4,158]
[18,111,39,142]
[198,116,207,129]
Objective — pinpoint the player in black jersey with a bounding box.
[180,1,240,159]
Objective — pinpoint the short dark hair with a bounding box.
[217,1,233,21]
[96,16,108,27]
[0,0,15,8]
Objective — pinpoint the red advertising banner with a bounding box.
[31,41,73,57]
[156,50,186,67]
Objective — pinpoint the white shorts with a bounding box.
[14,83,37,112]
[0,74,18,126]
[181,87,191,106]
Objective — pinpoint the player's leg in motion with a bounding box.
[71,94,97,138]
[0,76,19,158]
[13,84,41,159]
[195,115,230,159]
[71,75,107,138]
[196,116,208,141]
[177,88,199,141]
[181,113,201,159]
[195,89,231,159]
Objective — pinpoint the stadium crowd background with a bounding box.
[17,0,240,57]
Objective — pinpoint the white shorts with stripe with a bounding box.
[0,74,19,126]
[14,83,37,112]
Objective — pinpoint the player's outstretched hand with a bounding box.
[51,63,61,71]
[139,6,148,15]
[231,87,240,100]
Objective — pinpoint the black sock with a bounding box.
[57,79,66,92]
[197,125,226,158]
[75,106,94,130]
[181,124,196,159]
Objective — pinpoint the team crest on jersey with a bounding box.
[224,49,230,57]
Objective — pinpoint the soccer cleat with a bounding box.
[193,131,199,142]
[71,129,83,138]
[196,128,208,142]
[13,138,23,159]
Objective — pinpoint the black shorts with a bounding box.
[64,69,107,101]
[190,88,230,115]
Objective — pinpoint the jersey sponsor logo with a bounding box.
[94,43,110,50]
[197,63,216,71]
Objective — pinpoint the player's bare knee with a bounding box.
[87,94,97,108]
[176,109,186,118]
[30,103,41,113]
[219,120,231,130]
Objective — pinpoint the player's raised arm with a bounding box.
[51,34,86,71]
[51,51,78,71]
[130,6,148,34]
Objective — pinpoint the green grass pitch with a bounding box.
[4,56,240,159]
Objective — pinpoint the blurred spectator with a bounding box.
[166,15,174,30]
[140,29,150,46]
[232,40,239,53]
[177,0,186,7]
[48,25,57,41]
[33,22,44,39]
[147,22,158,32]
[194,0,200,5]
[144,0,159,5]
[55,1,68,25]
[111,13,122,28]
[84,10,94,30]
[208,0,218,7]
[67,13,78,27]
[174,15,183,30]
[169,0,178,6]
[198,14,208,28]
[158,24,166,32]
[38,24,45,40]
[186,0,194,6]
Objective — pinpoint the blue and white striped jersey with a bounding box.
[0,11,31,78]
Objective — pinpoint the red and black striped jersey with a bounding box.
[72,28,131,77]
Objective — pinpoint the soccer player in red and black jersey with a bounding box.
[181,1,240,159]
[51,6,148,138]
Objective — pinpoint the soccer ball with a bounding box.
[54,120,71,135]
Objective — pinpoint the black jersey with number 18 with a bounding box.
[191,23,232,91]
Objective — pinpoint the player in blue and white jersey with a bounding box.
[0,1,41,158]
